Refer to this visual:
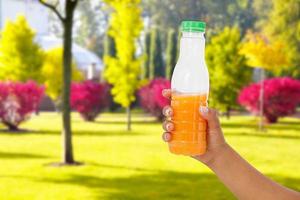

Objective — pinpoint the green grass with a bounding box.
[0,112,299,200]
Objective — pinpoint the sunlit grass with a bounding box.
[0,112,299,199]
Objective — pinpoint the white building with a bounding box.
[0,0,103,80]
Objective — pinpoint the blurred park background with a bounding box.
[0,0,299,199]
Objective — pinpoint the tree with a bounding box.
[71,81,110,121]
[138,78,170,120]
[0,16,44,82]
[0,81,44,131]
[165,29,177,80]
[252,0,272,29]
[103,34,116,57]
[224,0,256,35]
[149,28,164,78]
[263,0,300,78]
[104,0,143,131]
[42,48,83,102]
[206,27,252,118]
[241,33,288,71]
[75,0,108,56]
[103,34,120,111]
[143,0,256,35]
[238,77,300,123]
[39,0,79,165]
[240,32,289,130]
[141,31,151,79]
[143,0,210,30]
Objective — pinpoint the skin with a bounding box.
[162,89,300,200]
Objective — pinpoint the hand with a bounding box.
[162,89,229,165]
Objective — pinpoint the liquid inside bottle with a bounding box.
[169,21,209,156]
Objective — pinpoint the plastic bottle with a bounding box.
[169,20,209,156]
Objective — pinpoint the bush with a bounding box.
[0,81,44,131]
[138,78,170,119]
[238,77,300,123]
[71,81,110,121]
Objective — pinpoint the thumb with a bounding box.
[199,107,221,131]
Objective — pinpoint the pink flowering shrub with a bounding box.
[138,78,171,120]
[238,77,300,123]
[0,81,44,131]
[71,81,110,121]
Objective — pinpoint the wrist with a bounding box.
[205,143,231,169]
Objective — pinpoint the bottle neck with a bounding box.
[179,32,205,62]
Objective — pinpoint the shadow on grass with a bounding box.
[0,151,50,159]
[221,120,300,131]
[36,163,300,200]
[93,121,158,125]
[89,162,159,173]
[222,122,300,131]
[39,170,234,200]
[0,129,148,137]
[226,132,300,140]
[0,128,36,134]
[279,121,300,125]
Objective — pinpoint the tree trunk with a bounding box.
[259,69,265,131]
[226,106,231,119]
[266,115,278,124]
[127,106,131,131]
[38,0,78,165]
[4,122,19,132]
[61,0,77,164]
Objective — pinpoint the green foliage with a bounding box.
[0,15,44,82]
[143,0,255,34]
[75,0,106,56]
[149,28,164,78]
[104,0,143,108]
[253,0,272,29]
[176,27,181,60]
[141,31,151,79]
[42,48,83,100]
[143,0,209,29]
[165,29,177,80]
[103,34,116,57]
[206,27,251,113]
[225,0,256,34]
[264,0,300,78]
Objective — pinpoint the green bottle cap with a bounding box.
[181,20,206,32]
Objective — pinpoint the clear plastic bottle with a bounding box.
[169,21,209,156]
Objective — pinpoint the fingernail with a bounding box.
[163,133,170,141]
[199,106,208,115]
[166,123,173,130]
[167,108,171,116]
[162,89,167,95]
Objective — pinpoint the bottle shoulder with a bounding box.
[171,62,209,94]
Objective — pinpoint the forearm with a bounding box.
[206,144,300,200]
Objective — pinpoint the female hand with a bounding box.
[161,89,228,165]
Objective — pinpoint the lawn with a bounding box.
[0,112,299,200]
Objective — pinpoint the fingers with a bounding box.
[162,89,171,99]
[162,101,173,143]
[199,107,221,131]
[162,106,173,117]
[162,120,174,132]
[162,132,172,142]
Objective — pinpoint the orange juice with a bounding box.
[169,93,207,155]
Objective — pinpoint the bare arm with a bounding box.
[162,89,300,200]
[206,144,300,200]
